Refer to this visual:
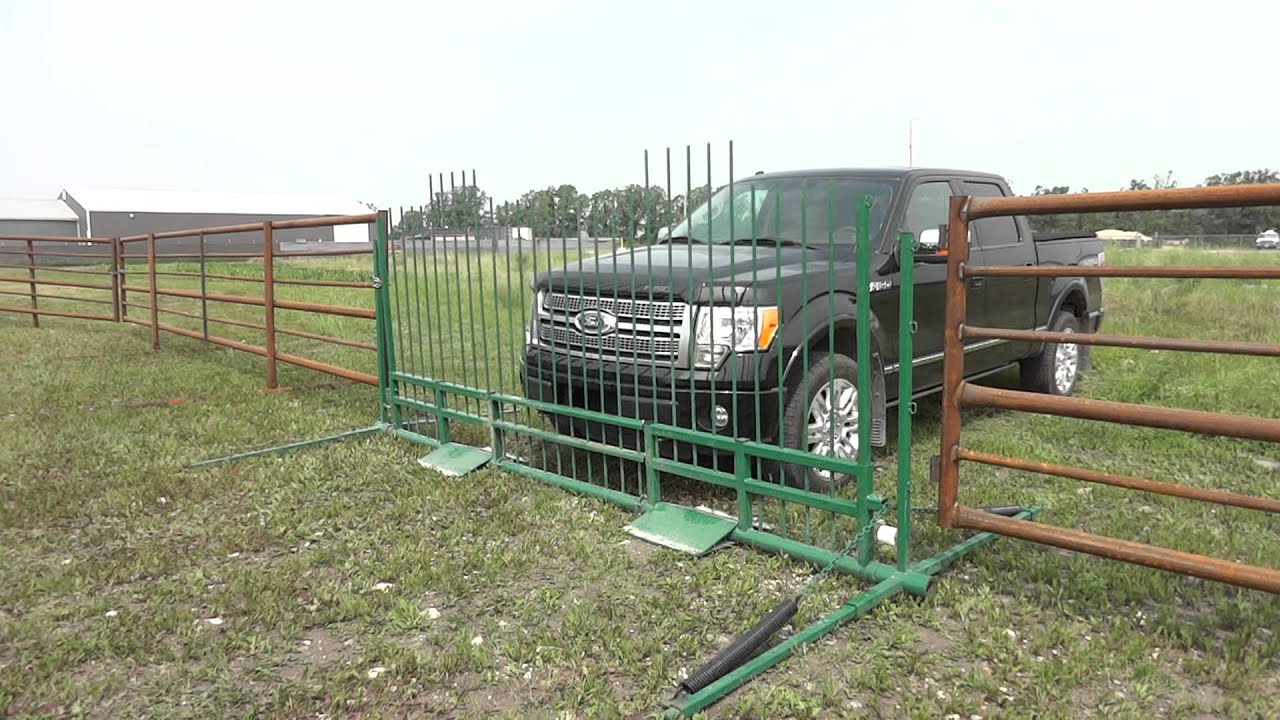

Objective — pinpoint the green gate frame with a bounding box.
[377,195,1037,715]
[183,194,1034,715]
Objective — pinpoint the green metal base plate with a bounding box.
[625,502,737,556]
[417,443,491,477]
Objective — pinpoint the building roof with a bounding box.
[60,186,374,217]
[0,197,79,222]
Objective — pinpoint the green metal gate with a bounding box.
[374,149,1029,714]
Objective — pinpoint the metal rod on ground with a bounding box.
[187,424,387,469]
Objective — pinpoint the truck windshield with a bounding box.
[669,177,896,246]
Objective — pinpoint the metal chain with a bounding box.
[797,500,892,601]
[797,464,931,600]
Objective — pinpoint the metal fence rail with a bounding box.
[937,183,1280,595]
[115,213,383,389]
[1,215,383,392]
[0,235,119,325]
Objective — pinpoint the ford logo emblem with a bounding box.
[573,309,618,336]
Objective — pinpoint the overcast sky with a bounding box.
[1,0,1275,209]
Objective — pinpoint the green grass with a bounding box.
[1,246,1278,718]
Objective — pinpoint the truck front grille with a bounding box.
[542,293,686,323]
[539,291,687,364]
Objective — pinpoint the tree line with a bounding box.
[391,182,714,242]
[1029,169,1280,236]
[391,169,1280,240]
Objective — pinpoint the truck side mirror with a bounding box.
[918,227,941,251]
[914,224,950,264]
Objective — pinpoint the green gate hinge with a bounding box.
[417,443,491,477]
[625,502,737,556]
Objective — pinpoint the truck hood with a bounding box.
[534,244,841,302]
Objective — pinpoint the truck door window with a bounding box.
[904,181,953,236]
[963,181,1021,248]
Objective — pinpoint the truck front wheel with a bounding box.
[778,351,861,493]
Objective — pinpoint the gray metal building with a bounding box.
[0,198,81,238]
[59,187,376,251]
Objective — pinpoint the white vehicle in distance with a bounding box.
[1257,229,1280,249]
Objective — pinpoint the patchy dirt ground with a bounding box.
[3,250,1279,718]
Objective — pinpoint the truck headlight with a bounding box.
[694,305,779,367]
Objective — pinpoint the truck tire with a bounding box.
[1020,310,1085,396]
[778,351,861,493]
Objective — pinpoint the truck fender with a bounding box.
[778,313,888,447]
[1048,277,1090,323]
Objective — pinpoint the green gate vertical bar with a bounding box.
[392,206,418,420]
[772,185,787,537]
[489,197,505,456]
[854,196,874,565]
[664,147,677,502]
[798,183,811,543]
[412,201,435,424]
[431,174,452,444]
[896,231,915,571]
[684,145,697,474]
[824,183,838,556]
[374,210,398,426]
[747,178,763,536]
[726,141,748,523]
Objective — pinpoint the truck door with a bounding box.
[897,178,974,390]
[961,180,1038,367]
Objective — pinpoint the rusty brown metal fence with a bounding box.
[0,235,119,324]
[0,214,382,390]
[936,184,1280,595]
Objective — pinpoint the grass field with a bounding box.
[2,247,1279,718]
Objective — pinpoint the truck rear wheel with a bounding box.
[1020,310,1085,396]
[778,351,861,493]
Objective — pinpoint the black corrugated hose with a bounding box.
[676,596,799,696]
[672,503,1028,702]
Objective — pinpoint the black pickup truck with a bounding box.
[521,168,1104,489]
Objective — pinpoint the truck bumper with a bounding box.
[520,349,782,455]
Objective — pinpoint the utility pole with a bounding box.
[908,120,914,167]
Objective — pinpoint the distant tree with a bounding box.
[426,185,489,229]
[1028,185,1075,234]
[1199,169,1280,234]
[391,209,425,240]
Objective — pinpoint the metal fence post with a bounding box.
[937,197,970,528]
[117,239,127,320]
[110,238,121,322]
[25,240,38,328]
[263,222,278,389]
[198,232,209,340]
[147,232,158,349]
[373,210,398,425]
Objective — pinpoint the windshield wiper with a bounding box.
[728,236,819,250]
[657,235,706,245]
